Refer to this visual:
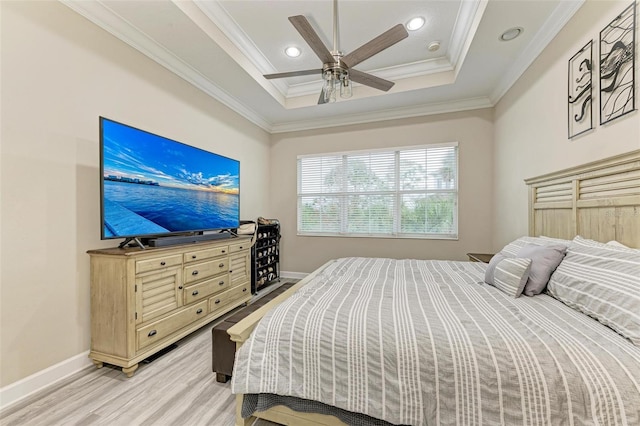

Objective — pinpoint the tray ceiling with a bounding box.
[62,0,584,133]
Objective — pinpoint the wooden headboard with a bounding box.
[525,149,640,248]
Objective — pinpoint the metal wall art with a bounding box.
[599,1,636,125]
[568,40,593,138]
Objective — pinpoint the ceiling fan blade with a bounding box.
[341,24,408,68]
[264,69,322,79]
[288,15,335,64]
[349,68,395,92]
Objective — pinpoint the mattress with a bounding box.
[232,257,640,425]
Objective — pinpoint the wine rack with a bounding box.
[252,222,280,293]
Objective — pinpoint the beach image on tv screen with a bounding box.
[101,119,239,238]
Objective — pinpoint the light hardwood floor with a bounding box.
[1,282,294,426]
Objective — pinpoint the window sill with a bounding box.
[297,232,458,240]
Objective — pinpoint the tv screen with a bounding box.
[100,117,240,241]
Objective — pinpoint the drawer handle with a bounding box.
[214,299,221,304]
[229,270,233,273]
[192,270,199,276]
[243,288,247,292]
[160,261,166,266]
[178,286,183,290]
[192,290,199,296]
[239,246,243,249]
[148,330,157,337]
[219,263,224,268]
[219,281,225,286]
[192,255,197,259]
[222,250,226,253]
[196,308,203,314]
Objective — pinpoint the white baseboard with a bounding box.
[0,351,93,413]
[280,271,308,280]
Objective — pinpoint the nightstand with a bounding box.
[467,253,494,263]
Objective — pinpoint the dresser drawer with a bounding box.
[229,241,250,253]
[136,254,182,275]
[184,274,229,305]
[184,258,228,284]
[209,283,251,316]
[184,246,228,263]
[137,300,208,350]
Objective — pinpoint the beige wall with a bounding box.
[4,0,638,397]
[493,0,640,250]
[270,110,495,273]
[0,1,270,387]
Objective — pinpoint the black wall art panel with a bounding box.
[568,40,593,138]
[599,1,636,125]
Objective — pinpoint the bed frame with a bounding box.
[228,262,343,426]
[526,149,639,248]
[228,149,640,426]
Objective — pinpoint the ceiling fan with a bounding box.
[263,0,409,104]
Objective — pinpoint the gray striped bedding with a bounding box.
[232,257,640,425]
[547,236,640,347]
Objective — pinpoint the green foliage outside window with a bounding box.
[298,145,458,238]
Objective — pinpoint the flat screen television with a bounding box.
[100,117,240,246]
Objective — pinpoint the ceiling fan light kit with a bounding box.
[263,0,409,104]
[322,60,352,103]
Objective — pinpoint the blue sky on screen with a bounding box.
[102,119,239,194]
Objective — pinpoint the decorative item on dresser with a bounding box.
[253,218,281,293]
[87,237,251,377]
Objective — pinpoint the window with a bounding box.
[297,142,458,239]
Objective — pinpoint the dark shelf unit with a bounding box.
[252,222,280,293]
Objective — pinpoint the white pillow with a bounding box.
[539,235,574,246]
[548,236,640,347]
[607,240,629,248]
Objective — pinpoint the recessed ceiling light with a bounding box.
[499,27,523,42]
[406,17,425,31]
[284,46,301,58]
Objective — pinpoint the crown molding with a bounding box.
[194,0,273,74]
[207,0,481,99]
[269,96,493,134]
[448,0,487,76]
[60,0,583,135]
[489,0,584,104]
[60,0,272,132]
[194,1,289,96]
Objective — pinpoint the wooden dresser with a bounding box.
[87,237,252,377]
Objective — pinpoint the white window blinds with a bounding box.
[297,143,458,239]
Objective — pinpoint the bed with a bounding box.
[228,149,640,426]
